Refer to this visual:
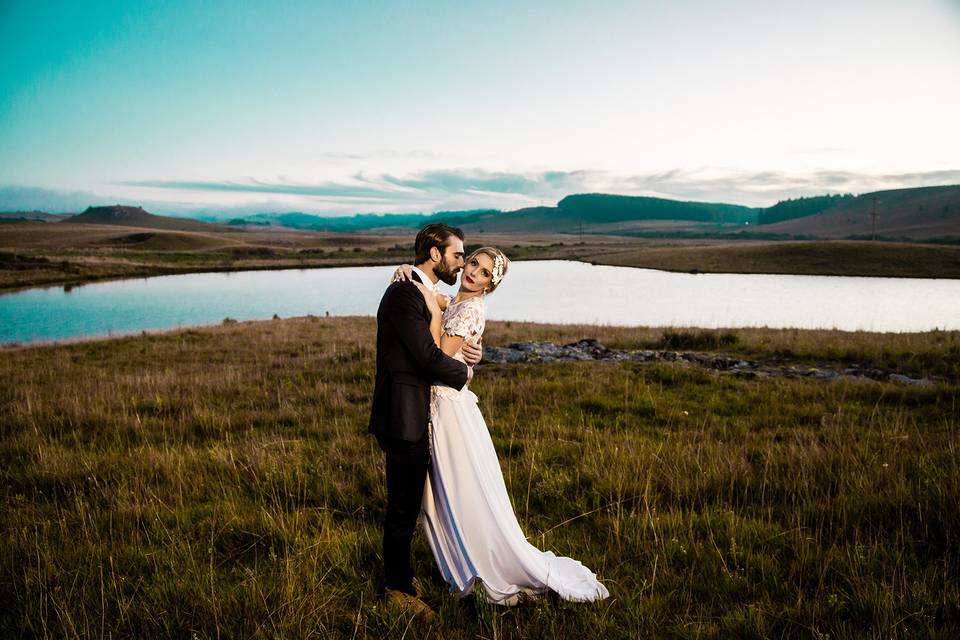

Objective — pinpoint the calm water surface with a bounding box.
[2,260,959,345]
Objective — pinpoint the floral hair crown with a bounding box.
[491,253,505,286]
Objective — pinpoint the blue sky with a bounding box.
[1,0,959,216]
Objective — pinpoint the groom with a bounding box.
[368,223,482,616]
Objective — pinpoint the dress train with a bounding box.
[421,384,610,605]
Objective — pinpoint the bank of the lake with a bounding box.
[5,260,960,346]
[2,317,958,638]
[585,240,960,279]
[0,248,407,295]
[3,219,960,294]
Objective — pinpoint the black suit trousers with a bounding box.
[377,433,430,594]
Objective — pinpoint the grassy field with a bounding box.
[0,222,635,293]
[584,240,960,279]
[3,222,960,293]
[1,318,958,638]
[0,222,417,292]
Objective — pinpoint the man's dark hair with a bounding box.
[414,223,464,265]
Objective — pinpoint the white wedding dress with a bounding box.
[420,296,610,605]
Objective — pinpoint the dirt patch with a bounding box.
[108,233,157,244]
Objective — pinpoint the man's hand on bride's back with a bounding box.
[412,282,442,316]
[462,339,483,366]
[392,264,414,282]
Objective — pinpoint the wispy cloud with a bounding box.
[610,168,960,205]
[377,170,544,194]
[116,169,608,208]
[117,179,401,200]
[116,167,960,212]
[5,167,957,216]
[308,149,443,162]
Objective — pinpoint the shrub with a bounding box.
[659,330,739,350]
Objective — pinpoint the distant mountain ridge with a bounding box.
[219,190,924,236]
[65,205,232,232]
[224,194,762,234]
[7,185,958,241]
[227,209,500,232]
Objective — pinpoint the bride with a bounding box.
[394,247,610,606]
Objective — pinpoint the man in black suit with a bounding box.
[368,223,482,617]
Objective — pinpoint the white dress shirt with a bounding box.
[411,266,437,291]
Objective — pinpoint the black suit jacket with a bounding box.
[368,273,468,442]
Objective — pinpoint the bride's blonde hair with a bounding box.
[466,246,509,294]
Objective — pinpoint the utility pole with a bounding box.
[871,196,878,240]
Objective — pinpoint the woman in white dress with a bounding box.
[395,247,610,606]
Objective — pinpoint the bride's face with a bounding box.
[460,253,495,293]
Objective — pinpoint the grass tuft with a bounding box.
[1,317,958,637]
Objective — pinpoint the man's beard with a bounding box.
[434,258,459,286]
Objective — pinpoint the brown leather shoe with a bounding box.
[385,588,438,623]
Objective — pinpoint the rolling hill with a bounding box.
[757,194,855,225]
[445,196,760,234]
[64,205,236,232]
[454,188,959,239]
[224,195,762,235]
[761,185,960,240]
[9,185,958,241]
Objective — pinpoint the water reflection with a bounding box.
[1,261,958,345]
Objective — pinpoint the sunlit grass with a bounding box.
[586,240,960,279]
[5,220,958,294]
[1,318,957,638]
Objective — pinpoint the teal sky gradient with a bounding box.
[2,0,959,215]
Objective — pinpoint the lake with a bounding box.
[2,260,959,345]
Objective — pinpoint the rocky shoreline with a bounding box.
[481,339,934,386]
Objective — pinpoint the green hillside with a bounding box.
[758,194,854,225]
[761,185,960,240]
[558,193,758,225]
[110,184,959,240]
[223,195,762,234]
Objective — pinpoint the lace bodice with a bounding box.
[442,295,486,355]
[431,296,486,399]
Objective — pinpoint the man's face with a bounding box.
[434,237,465,286]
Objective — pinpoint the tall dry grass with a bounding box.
[1,317,957,638]
[586,240,960,279]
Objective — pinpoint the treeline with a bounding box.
[758,194,854,225]
[222,192,861,232]
[557,194,758,224]
[227,209,498,231]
